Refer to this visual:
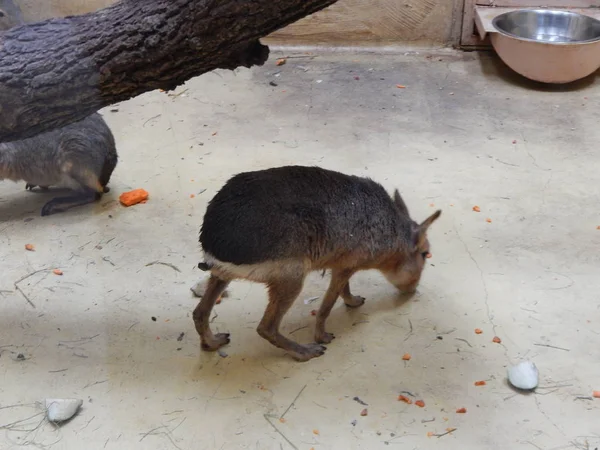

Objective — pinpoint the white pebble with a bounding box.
[45,398,82,422]
[507,361,539,390]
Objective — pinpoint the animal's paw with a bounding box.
[200,333,231,351]
[315,331,335,344]
[291,343,327,362]
[41,200,65,216]
[344,294,366,308]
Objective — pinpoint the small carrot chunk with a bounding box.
[472,205,481,212]
[276,58,287,66]
[52,269,63,276]
[396,84,406,88]
[486,218,492,223]
[279,418,286,423]
[119,189,149,207]
[360,408,368,416]
[474,328,483,334]
[25,244,35,251]
[456,407,467,414]
[415,400,425,408]
[398,395,412,404]
[474,381,486,386]
[312,429,319,435]
[592,391,600,398]
[426,253,432,258]
[427,432,434,437]
[402,353,411,361]
[492,336,502,344]
[310,309,317,316]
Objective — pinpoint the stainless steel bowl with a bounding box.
[493,9,600,43]
[491,9,600,83]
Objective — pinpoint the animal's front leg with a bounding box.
[314,269,354,344]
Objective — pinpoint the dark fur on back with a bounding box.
[200,166,411,265]
[0,0,118,215]
[0,113,117,189]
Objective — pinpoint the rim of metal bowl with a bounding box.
[491,9,600,45]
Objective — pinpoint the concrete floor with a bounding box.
[1,49,599,450]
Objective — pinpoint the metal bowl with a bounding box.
[491,9,600,83]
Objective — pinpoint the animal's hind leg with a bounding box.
[193,275,230,351]
[341,281,365,308]
[41,165,105,216]
[41,189,99,216]
[257,276,326,362]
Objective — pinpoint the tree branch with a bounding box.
[0,0,338,142]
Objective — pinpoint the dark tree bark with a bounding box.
[0,0,338,142]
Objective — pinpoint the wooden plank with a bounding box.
[268,0,459,46]
[461,0,481,46]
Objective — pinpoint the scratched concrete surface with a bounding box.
[1,50,599,450]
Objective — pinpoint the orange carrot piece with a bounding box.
[402,353,411,361]
[25,244,35,251]
[119,189,149,207]
[474,381,486,386]
[472,206,481,212]
[456,407,467,414]
[52,269,63,276]
[474,328,483,334]
[398,395,412,404]
[492,336,502,344]
[415,400,425,408]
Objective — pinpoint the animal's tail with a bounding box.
[198,262,212,271]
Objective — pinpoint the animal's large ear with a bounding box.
[412,210,442,250]
[393,189,410,216]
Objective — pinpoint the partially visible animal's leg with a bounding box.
[341,281,366,308]
[25,184,49,191]
[193,274,231,351]
[41,161,105,216]
[314,269,354,344]
[257,276,326,362]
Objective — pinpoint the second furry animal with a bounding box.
[196,166,441,361]
[0,0,118,216]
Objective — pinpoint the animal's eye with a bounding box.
[0,12,5,17]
